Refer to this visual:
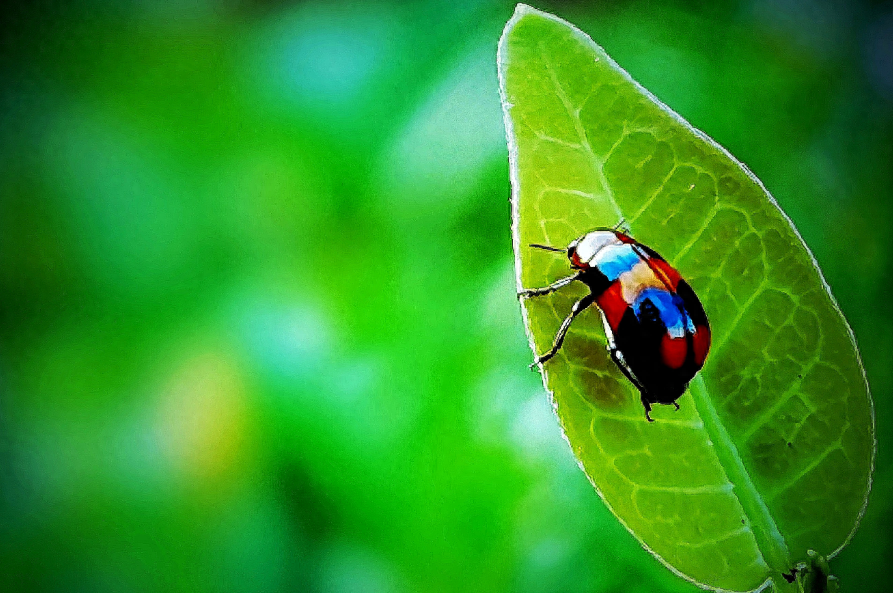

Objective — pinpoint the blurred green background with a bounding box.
[0,0,890,591]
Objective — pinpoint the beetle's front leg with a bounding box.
[531,293,596,368]
[518,273,581,299]
[612,217,631,234]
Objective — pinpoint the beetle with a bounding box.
[519,227,711,421]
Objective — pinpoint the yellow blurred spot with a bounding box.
[155,350,249,486]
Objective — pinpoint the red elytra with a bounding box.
[596,281,627,333]
[692,325,711,367]
[660,334,688,369]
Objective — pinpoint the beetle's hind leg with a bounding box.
[518,272,581,299]
[640,394,654,423]
[607,343,654,422]
[531,293,596,368]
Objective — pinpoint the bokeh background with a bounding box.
[1,0,890,591]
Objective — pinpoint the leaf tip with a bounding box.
[513,3,535,16]
[506,3,552,31]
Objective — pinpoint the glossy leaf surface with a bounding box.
[498,5,874,591]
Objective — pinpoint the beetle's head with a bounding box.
[565,238,584,268]
[530,230,620,268]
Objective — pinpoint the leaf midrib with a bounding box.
[690,375,791,575]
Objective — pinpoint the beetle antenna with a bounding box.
[529,243,564,253]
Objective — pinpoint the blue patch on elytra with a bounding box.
[597,245,641,280]
[634,288,688,335]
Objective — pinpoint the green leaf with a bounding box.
[498,5,874,592]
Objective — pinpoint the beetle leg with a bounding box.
[673,401,680,411]
[612,218,630,234]
[607,345,654,422]
[518,273,582,299]
[640,394,654,422]
[531,293,596,368]
[608,347,646,393]
[598,310,618,350]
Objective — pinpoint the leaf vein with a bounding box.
[533,130,583,149]
[670,205,725,264]
[768,443,846,501]
[710,278,770,356]
[628,164,680,224]
[740,359,820,443]
[677,526,753,549]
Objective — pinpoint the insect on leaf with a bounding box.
[498,5,874,592]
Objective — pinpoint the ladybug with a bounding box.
[519,227,711,422]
